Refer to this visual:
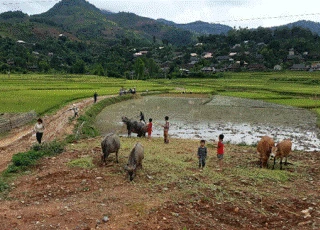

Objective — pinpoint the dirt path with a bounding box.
[0,96,109,172]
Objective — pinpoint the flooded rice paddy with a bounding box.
[95,95,320,151]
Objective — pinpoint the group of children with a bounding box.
[139,112,169,143]
[141,112,224,170]
[197,134,225,171]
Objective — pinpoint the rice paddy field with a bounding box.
[1,71,320,121]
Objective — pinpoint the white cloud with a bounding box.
[0,0,319,28]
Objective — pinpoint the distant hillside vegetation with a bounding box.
[279,20,320,35]
[157,19,232,35]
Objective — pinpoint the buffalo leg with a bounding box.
[116,150,119,163]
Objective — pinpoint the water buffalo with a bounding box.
[122,116,147,137]
[125,142,144,181]
[100,133,120,165]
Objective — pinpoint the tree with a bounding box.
[72,60,86,74]
[134,58,145,80]
[93,64,105,76]
[39,61,50,73]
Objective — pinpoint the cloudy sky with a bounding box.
[0,0,319,28]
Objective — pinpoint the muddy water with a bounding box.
[95,95,320,151]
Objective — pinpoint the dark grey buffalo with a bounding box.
[122,116,147,137]
[125,142,144,181]
[100,133,120,165]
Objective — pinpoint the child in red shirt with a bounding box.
[217,134,224,170]
[147,118,153,140]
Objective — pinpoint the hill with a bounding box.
[279,20,320,35]
[0,0,195,46]
[157,19,233,35]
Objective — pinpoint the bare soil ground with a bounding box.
[0,96,107,172]
[0,137,319,230]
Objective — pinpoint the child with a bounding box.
[34,118,45,144]
[198,140,207,171]
[217,134,225,169]
[162,116,169,144]
[147,118,153,140]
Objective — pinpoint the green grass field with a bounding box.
[0,74,171,114]
[1,72,320,120]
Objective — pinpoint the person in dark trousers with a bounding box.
[139,111,145,123]
[34,118,45,144]
[94,92,98,103]
[198,140,207,171]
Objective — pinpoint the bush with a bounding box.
[31,140,65,156]
[4,141,65,175]
[0,178,9,192]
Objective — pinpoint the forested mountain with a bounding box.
[157,19,232,35]
[1,0,320,78]
[277,20,320,36]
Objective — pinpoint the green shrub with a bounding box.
[12,150,43,167]
[31,141,65,156]
[0,179,9,192]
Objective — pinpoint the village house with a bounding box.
[274,65,282,71]
[290,64,308,71]
[247,63,266,71]
[311,62,320,71]
[216,56,230,62]
[201,67,216,73]
[202,52,213,59]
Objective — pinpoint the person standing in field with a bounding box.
[197,140,207,171]
[94,92,98,103]
[139,111,145,123]
[217,134,224,170]
[34,118,45,144]
[162,116,170,144]
[147,118,153,141]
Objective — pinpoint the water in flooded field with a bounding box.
[95,95,320,151]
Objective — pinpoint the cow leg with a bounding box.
[272,157,276,170]
[280,158,283,170]
[284,157,288,165]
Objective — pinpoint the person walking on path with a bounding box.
[68,104,79,118]
[34,118,45,144]
[94,92,98,103]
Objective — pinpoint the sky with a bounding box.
[0,0,320,28]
